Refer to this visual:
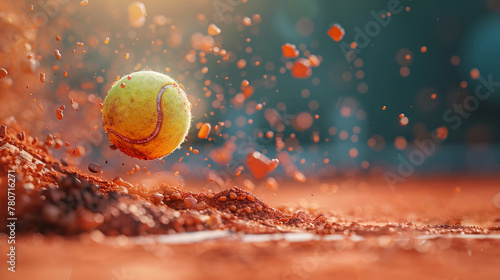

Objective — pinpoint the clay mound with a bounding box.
[0,122,314,236]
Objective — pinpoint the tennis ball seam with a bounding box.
[106,83,176,144]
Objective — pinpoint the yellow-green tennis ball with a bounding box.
[102,71,191,160]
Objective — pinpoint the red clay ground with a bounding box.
[1,178,500,280]
[2,176,500,279]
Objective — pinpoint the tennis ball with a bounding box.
[102,71,191,160]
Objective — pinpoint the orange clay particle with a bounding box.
[128,1,147,28]
[400,116,409,126]
[308,55,321,67]
[242,17,252,26]
[470,68,480,80]
[252,14,261,23]
[247,152,270,179]
[184,197,197,209]
[266,177,279,190]
[293,170,307,183]
[242,85,254,99]
[436,126,448,140]
[207,24,221,36]
[246,151,278,179]
[0,68,7,79]
[198,123,211,139]
[56,109,64,120]
[327,24,345,42]
[282,43,299,58]
[268,158,280,172]
[229,192,237,200]
[237,59,247,69]
[171,192,182,201]
[291,58,312,79]
[54,49,62,60]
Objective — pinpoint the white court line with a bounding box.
[130,231,500,245]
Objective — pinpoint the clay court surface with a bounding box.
[2,176,499,280]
